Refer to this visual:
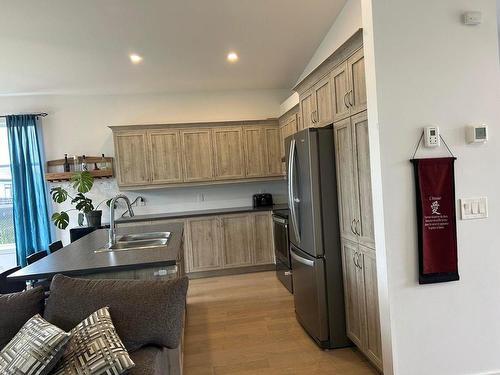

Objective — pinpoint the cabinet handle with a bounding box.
[349,90,354,107]
[353,253,358,268]
[350,219,356,235]
[343,92,350,108]
[310,111,314,124]
[355,219,361,236]
[357,252,363,270]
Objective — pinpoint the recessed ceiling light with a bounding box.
[129,54,143,64]
[227,51,239,63]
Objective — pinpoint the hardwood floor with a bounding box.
[184,271,379,375]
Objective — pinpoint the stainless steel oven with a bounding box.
[272,210,292,293]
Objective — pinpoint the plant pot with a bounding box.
[85,210,102,228]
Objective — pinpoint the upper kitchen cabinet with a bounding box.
[312,75,334,127]
[347,48,367,116]
[331,62,351,122]
[113,131,150,186]
[110,120,282,189]
[148,130,183,184]
[181,128,215,182]
[299,90,314,129]
[212,127,245,180]
[279,106,299,174]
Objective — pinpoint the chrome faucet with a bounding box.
[108,194,135,247]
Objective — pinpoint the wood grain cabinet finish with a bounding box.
[148,130,183,184]
[184,217,221,273]
[347,48,367,115]
[212,127,245,180]
[312,75,334,127]
[220,214,253,268]
[331,62,351,122]
[114,131,150,186]
[351,111,375,249]
[264,127,282,176]
[279,113,298,175]
[360,247,382,370]
[299,90,314,130]
[252,212,275,265]
[243,127,267,177]
[181,129,215,182]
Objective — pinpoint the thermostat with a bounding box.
[467,124,488,144]
[425,126,440,148]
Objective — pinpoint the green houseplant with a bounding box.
[50,171,110,229]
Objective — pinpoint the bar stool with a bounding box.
[49,241,63,252]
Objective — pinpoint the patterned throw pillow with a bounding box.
[0,314,70,375]
[51,307,135,375]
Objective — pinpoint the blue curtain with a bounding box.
[6,115,51,266]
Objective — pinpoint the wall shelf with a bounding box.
[45,156,114,182]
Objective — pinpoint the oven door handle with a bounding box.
[272,215,288,225]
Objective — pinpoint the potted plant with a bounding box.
[50,171,110,229]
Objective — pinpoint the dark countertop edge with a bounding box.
[116,204,289,224]
[7,259,177,282]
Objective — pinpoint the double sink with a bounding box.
[95,231,171,253]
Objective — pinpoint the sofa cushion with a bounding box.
[0,286,45,350]
[129,346,170,375]
[0,314,70,375]
[51,307,135,375]
[44,274,188,352]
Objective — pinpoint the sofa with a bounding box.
[0,274,189,375]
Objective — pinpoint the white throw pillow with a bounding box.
[0,314,70,375]
[51,306,135,375]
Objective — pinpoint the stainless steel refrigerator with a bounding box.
[286,125,350,349]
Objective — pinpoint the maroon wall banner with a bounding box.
[411,157,459,284]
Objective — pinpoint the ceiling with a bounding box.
[0,0,346,96]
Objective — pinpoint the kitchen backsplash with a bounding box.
[49,178,287,243]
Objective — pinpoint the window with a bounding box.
[0,120,17,271]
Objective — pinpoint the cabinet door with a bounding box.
[340,240,365,349]
[334,119,358,243]
[114,131,150,186]
[300,90,315,129]
[347,48,367,115]
[185,217,221,272]
[213,127,245,180]
[331,62,351,122]
[181,129,214,182]
[360,247,383,370]
[313,75,333,127]
[351,111,375,249]
[264,127,282,176]
[221,214,253,268]
[252,212,275,265]
[279,115,298,174]
[243,127,267,177]
[148,130,183,184]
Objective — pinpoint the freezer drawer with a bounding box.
[290,245,329,344]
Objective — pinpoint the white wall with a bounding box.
[363,0,500,374]
[296,0,362,83]
[0,89,289,242]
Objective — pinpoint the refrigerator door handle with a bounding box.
[290,248,314,267]
[288,138,301,243]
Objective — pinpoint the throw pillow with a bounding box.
[0,314,70,375]
[51,306,135,375]
[0,286,45,350]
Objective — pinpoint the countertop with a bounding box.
[116,204,289,224]
[8,222,183,282]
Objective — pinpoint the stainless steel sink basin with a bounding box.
[117,232,171,242]
[95,233,170,253]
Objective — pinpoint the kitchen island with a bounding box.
[7,222,183,282]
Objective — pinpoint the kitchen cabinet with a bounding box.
[114,131,150,186]
[279,112,298,174]
[312,75,334,127]
[341,240,382,372]
[181,128,215,182]
[334,117,358,243]
[331,48,367,122]
[148,130,183,184]
[184,217,221,273]
[299,90,314,129]
[184,211,275,275]
[220,214,253,268]
[212,127,245,180]
[111,120,281,189]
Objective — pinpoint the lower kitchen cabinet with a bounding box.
[184,211,275,275]
[340,238,382,371]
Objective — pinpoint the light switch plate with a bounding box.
[460,197,488,220]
